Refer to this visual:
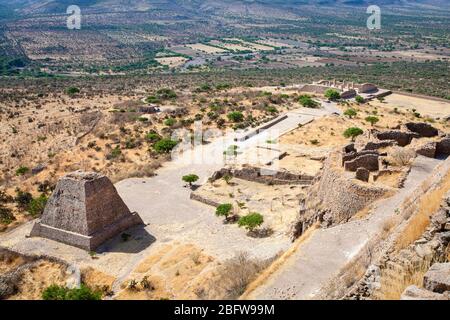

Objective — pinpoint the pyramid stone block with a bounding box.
[30,171,144,250]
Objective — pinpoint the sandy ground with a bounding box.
[371,93,450,119]
[155,56,188,68]
[193,178,305,235]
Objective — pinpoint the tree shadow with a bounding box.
[95,225,156,254]
[247,228,274,238]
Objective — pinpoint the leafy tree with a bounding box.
[325,89,341,101]
[343,127,364,141]
[227,111,244,123]
[182,174,199,187]
[215,203,233,220]
[343,108,357,119]
[153,138,178,153]
[355,95,365,104]
[238,213,264,232]
[298,95,319,108]
[42,285,102,300]
[365,116,380,127]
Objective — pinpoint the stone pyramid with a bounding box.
[30,171,144,250]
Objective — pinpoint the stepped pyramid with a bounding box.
[30,171,144,250]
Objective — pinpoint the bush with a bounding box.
[153,138,178,153]
[227,111,244,123]
[156,88,177,100]
[238,213,264,232]
[42,284,102,300]
[15,166,30,176]
[145,96,161,104]
[325,89,341,101]
[0,205,15,225]
[145,132,161,143]
[355,95,365,104]
[216,203,233,219]
[164,118,176,127]
[107,146,122,160]
[298,95,319,108]
[343,127,364,141]
[27,194,48,217]
[15,189,33,210]
[65,86,80,96]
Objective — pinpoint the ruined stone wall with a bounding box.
[292,152,389,236]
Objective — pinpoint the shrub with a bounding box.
[153,138,178,153]
[325,89,341,101]
[107,146,122,159]
[216,203,233,219]
[27,194,48,217]
[15,166,30,176]
[164,118,176,127]
[145,132,161,143]
[65,86,80,96]
[182,174,199,187]
[265,106,278,114]
[355,95,365,104]
[156,88,177,100]
[15,189,33,210]
[145,96,161,104]
[42,284,102,300]
[227,111,244,123]
[0,205,15,225]
[343,127,364,141]
[238,213,264,232]
[298,95,319,108]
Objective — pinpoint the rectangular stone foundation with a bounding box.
[31,212,144,251]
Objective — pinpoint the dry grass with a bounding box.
[395,170,450,251]
[240,223,318,299]
[377,260,432,300]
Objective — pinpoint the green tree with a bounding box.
[238,213,264,232]
[227,111,244,123]
[156,88,177,100]
[355,95,365,104]
[343,108,357,119]
[343,127,364,141]
[145,132,161,143]
[365,116,380,127]
[215,203,233,220]
[182,174,199,187]
[153,138,178,153]
[325,89,341,101]
[164,118,176,127]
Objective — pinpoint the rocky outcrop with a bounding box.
[374,130,419,147]
[423,263,450,293]
[362,140,397,151]
[403,122,439,138]
[436,138,450,157]
[210,166,314,186]
[401,285,449,300]
[416,142,437,158]
[344,154,379,172]
[30,171,144,251]
[356,168,370,182]
[292,152,389,237]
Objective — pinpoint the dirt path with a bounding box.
[247,156,443,299]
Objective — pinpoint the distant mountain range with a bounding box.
[1,0,448,16]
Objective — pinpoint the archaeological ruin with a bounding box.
[30,171,144,251]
